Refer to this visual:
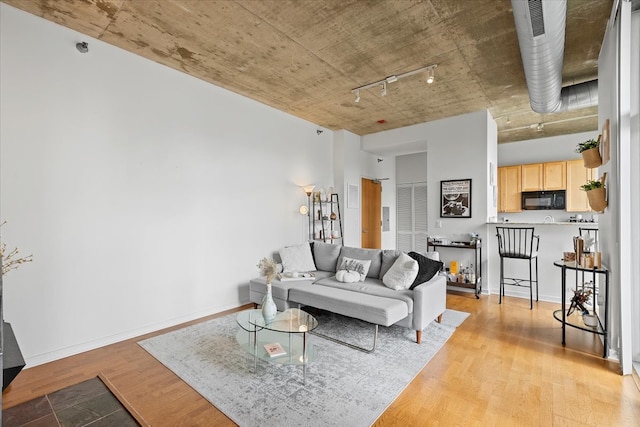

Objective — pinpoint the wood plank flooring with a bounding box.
[3,294,640,426]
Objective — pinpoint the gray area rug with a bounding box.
[138,308,469,427]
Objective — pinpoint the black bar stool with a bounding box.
[496,227,540,309]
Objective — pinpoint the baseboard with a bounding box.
[23,303,243,368]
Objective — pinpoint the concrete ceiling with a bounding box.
[2,0,613,143]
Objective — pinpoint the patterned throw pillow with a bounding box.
[336,256,371,282]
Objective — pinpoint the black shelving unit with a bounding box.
[311,194,343,244]
[427,239,482,298]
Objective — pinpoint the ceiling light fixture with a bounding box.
[426,68,435,84]
[351,64,437,103]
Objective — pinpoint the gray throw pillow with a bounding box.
[313,242,342,272]
[338,247,382,278]
[379,249,402,279]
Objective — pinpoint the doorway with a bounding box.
[361,178,381,249]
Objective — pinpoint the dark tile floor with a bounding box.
[2,377,140,427]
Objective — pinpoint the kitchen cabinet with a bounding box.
[521,161,566,191]
[566,159,596,212]
[544,161,567,190]
[498,165,522,212]
[521,163,543,191]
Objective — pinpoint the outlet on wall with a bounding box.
[435,220,442,228]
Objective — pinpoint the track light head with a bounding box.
[381,81,387,97]
[354,90,360,103]
[426,67,435,84]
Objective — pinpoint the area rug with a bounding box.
[138,308,469,427]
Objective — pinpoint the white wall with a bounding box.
[498,130,595,165]
[363,110,495,292]
[0,5,335,366]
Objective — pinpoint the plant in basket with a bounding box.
[580,173,607,212]
[575,137,602,168]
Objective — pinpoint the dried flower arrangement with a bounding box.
[567,288,592,315]
[257,257,277,284]
[1,221,33,276]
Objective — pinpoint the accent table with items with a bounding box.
[552,260,609,358]
[236,308,318,384]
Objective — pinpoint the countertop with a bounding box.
[487,221,598,226]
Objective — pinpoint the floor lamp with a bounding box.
[302,185,315,242]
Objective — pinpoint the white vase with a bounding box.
[261,283,277,324]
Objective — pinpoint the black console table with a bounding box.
[427,239,482,298]
[552,260,609,358]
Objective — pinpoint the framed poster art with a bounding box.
[441,179,472,218]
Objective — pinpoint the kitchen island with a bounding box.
[484,221,598,304]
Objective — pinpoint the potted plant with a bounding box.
[580,173,607,212]
[575,137,602,168]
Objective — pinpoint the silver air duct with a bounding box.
[512,0,598,113]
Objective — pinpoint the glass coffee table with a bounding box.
[236,308,318,384]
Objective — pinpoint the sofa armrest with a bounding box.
[411,275,447,331]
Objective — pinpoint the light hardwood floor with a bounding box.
[3,293,640,426]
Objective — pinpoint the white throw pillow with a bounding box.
[382,252,419,290]
[279,243,316,273]
[337,256,371,281]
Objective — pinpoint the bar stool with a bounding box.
[496,227,540,309]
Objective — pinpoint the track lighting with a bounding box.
[426,68,435,84]
[351,64,437,103]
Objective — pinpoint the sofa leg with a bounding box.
[416,330,422,344]
[437,314,443,323]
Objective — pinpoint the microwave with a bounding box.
[521,190,566,210]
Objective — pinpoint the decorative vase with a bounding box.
[583,313,598,328]
[581,147,602,168]
[261,283,277,324]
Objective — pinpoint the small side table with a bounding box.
[552,260,609,358]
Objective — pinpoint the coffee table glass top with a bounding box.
[236,308,318,334]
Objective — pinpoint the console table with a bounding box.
[552,260,609,358]
[427,239,482,298]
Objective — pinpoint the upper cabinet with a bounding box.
[521,163,543,191]
[543,161,567,190]
[521,161,566,191]
[566,159,596,212]
[498,165,522,213]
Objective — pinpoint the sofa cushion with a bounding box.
[279,243,316,273]
[337,247,382,278]
[337,256,371,281]
[289,286,408,327]
[313,242,341,272]
[379,249,402,279]
[313,276,414,313]
[382,252,419,290]
[408,251,444,290]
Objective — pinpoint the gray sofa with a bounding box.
[249,242,447,345]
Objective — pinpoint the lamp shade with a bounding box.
[302,185,315,196]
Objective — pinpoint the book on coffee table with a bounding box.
[263,342,286,358]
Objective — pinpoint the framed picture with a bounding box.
[441,179,472,218]
[600,118,610,165]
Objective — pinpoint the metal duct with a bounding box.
[558,79,598,111]
[512,0,567,113]
[512,0,599,113]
